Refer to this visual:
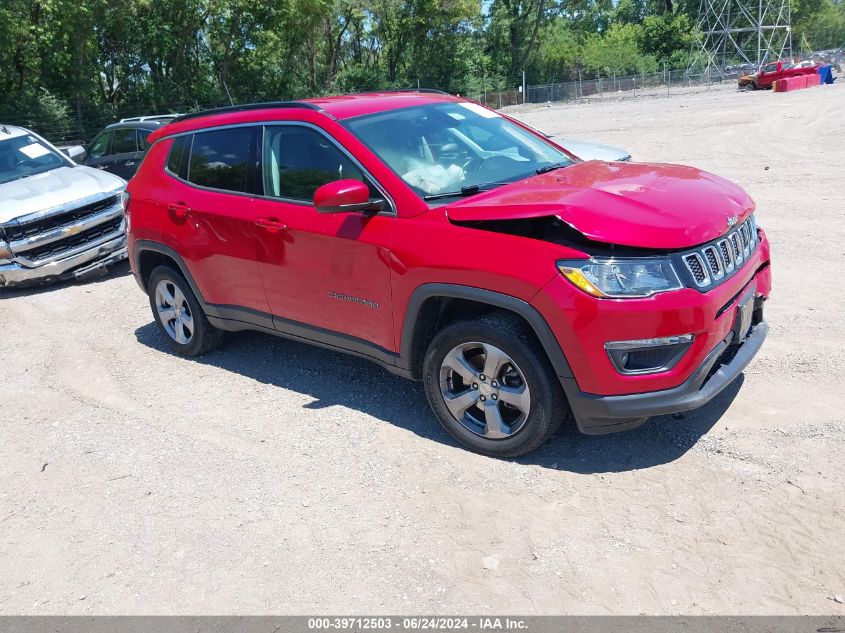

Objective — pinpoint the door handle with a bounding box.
[167,203,191,222]
[255,218,288,233]
[124,161,136,166]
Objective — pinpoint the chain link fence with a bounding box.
[471,68,737,109]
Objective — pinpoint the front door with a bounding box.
[251,124,395,352]
[85,130,112,172]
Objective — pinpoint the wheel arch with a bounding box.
[399,283,574,381]
[135,240,205,303]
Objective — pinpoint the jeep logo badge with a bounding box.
[726,215,738,228]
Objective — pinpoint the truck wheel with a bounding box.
[147,265,222,357]
[422,313,569,457]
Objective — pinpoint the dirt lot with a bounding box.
[1,83,844,615]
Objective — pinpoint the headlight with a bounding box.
[558,257,683,298]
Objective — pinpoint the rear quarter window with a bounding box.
[166,136,190,178]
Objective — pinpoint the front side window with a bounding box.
[88,131,111,159]
[188,127,252,192]
[342,101,572,198]
[112,128,137,154]
[262,125,366,201]
[0,134,67,185]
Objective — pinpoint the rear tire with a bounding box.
[422,312,569,457]
[147,265,222,357]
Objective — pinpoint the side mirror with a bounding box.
[313,179,383,214]
[61,145,87,162]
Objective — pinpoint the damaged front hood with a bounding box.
[445,161,754,249]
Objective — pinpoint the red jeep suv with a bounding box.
[125,91,771,457]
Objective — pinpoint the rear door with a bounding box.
[161,126,270,316]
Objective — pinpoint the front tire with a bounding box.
[147,265,222,357]
[422,313,569,457]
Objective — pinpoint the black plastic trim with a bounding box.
[132,240,410,377]
[133,241,206,300]
[399,283,574,379]
[567,321,768,434]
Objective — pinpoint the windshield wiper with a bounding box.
[536,162,569,175]
[423,182,509,201]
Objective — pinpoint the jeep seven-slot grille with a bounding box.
[2,195,119,242]
[681,216,758,289]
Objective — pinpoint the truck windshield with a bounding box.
[0,134,66,185]
[342,102,573,199]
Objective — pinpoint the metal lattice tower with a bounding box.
[691,0,792,76]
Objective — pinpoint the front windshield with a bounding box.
[342,101,574,198]
[0,133,66,185]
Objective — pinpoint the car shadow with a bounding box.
[134,322,742,473]
[0,260,132,299]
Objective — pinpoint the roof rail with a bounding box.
[172,101,323,123]
[354,88,451,95]
[119,114,182,123]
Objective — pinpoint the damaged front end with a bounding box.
[0,190,127,289]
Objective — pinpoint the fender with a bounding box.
[398,283,574,379]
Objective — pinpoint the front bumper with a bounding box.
[0,234,127,288]
[564,319,767,434]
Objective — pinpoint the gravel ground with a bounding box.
[1,82,844,615]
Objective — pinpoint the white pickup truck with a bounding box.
[0,124,127,288]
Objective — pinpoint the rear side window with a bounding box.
[112,128,137,154]
[188,127,253,193]
[167,136,190,177]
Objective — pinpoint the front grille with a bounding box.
[679,215,758,290]
[683,253,709,286]
[22,216,123,263]
[2,195,119,243]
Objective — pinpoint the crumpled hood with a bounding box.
[0,165,125,224]
[445,161,754,249]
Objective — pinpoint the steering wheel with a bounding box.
[476,155,519,175]
[462,156,485,174]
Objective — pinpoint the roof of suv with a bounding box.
[148,91,461,143]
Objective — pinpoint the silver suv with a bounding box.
[0,124,127,288]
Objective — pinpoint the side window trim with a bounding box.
[185,125,255,194]
[258,121,396,215]
[156,121,395,215]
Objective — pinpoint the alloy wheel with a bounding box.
[438,341,531,439]
[154,279,195,345]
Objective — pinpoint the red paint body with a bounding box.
[128,92,771,401]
